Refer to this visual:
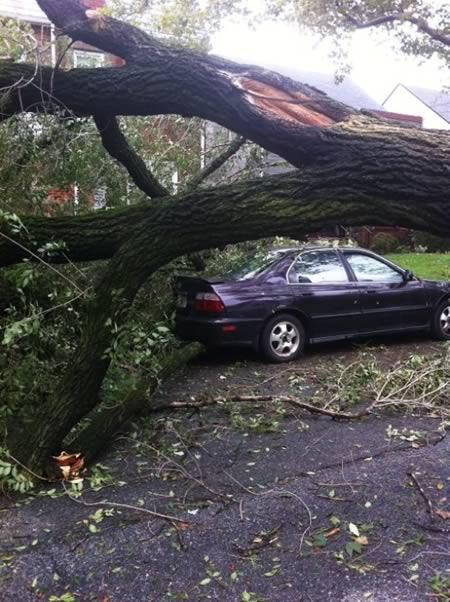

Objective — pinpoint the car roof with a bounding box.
[272,246,368,254]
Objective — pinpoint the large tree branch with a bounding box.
[1,129,449,269]
[341,9,450,47]
[0,59,351,170]
[185,135,246,191]
[1,0,449,271]
[36,0,152,61]
[94,114,169,198]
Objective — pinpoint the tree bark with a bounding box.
[66,343,202,465]
[94,115,169,198]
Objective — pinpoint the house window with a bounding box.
[94,186,107,210]
[73,50,105,68]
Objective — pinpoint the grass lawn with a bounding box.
[386,253,450,281]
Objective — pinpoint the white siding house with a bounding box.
[0,0,50,24]
[383,84,450,130]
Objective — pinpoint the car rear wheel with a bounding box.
[431,300,450,340]
[261,314,305,363]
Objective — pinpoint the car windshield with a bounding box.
[225,250,289,281]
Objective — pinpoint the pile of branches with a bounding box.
[307,344,450,419]
[157,345,450,421]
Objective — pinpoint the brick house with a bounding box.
[1,0,201,212]
[0,0,127,212]
[0,0,114,68]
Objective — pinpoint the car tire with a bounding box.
[261,313,305,363]
[431,299,450,340]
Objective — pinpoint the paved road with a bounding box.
[1,340,449,601]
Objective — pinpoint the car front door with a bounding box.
[342,251,429,333]
[288,250,363,341]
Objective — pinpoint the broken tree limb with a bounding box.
[94,114,170,199]
[2,138,450,269]
[185,136,246,191]
[151,393,379,420]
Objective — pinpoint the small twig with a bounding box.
[0,230,85,294]
[63,485,187,524]
[238,366,299,389]
[414,522,450,535]
[409,472,434,517]
[314,481,362,487]
[4,452,48,482]
[130,438,233,503]
[233,525,282,557]
[223,469,312,555]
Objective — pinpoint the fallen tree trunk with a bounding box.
[66,343,202,465]
[2,0,450,476]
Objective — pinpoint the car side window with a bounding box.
[288,251,349,284]
[346,253,404,283]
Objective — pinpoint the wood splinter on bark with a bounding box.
[231,75,335,127]
[52,451,85,482]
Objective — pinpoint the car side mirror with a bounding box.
[403,270,414,282]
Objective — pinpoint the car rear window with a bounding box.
[225,250,289,281]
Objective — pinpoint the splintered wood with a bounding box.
[234,76,335,126]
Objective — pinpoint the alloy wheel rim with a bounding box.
[440,306,450,335]
[269,321,300,358]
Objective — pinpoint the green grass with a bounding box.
[386,253,450,281]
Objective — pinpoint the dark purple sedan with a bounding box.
[175,247,450,362]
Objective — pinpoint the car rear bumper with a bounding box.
[175,315,261,349]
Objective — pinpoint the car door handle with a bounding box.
[366,290,377,294]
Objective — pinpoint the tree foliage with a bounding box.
[264,1,450,68]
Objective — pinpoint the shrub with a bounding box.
[370,233,400,255]
[413,231,450,253]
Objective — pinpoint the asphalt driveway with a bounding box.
[1,336,449,602]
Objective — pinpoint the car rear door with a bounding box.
[288,249,363,341]
[342,251,429,333]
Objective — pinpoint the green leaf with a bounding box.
[313,533,328,547]
[330,515,341,526]
[345,541,362,557]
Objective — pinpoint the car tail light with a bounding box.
[194,292,225,313]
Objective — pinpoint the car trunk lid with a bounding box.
[175,276,227,314]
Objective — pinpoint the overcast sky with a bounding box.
[212,20,449,104]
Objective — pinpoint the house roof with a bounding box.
[371,109,423,127]
[0,0,50,25]
[385,84,450,124]
[257,66,384,111]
